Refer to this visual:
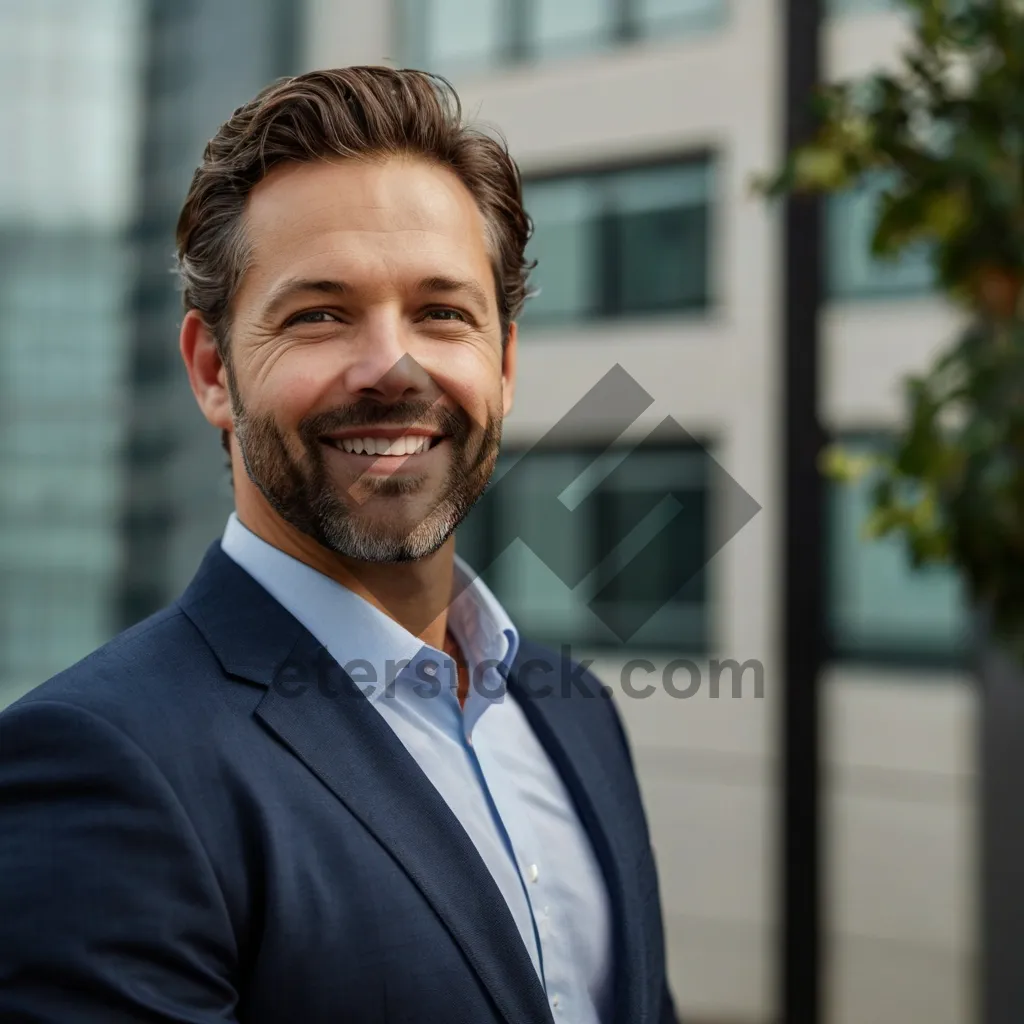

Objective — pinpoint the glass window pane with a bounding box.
[608,161,711,214]
[0,569,113,685]
[492,452,598,642]
[522,160,713,324]
[827,173,936,299]
[534,0,615,57]
[636,0,726,36]
[414,0,505,74]
[609,162,712,314]
[829,0,898,13]
[828,439,969,662]
[463,446,710,651]
[0,0,142,228]
[590,446,707,649]
[522,179,600,323]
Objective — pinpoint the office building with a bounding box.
[305,2,975,1021]
[0,0,302,702]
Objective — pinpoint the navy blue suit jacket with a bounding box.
[0,540,677,1023]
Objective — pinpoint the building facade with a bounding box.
[303,2,976,1022]
[0,0,143,704]
[0,0,303,705]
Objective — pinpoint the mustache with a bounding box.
[300,400,473,440]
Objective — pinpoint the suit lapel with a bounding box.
[507,643,655,1024]
[178,542,553,1024]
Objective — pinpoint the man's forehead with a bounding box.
[245,156,487,237]
[238,158,497,301]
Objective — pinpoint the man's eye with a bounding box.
[424,308,466,322]
[287,310,338,326]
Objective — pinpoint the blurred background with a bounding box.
[0,0,977,1022]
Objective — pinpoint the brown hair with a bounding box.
[175,67,535,455]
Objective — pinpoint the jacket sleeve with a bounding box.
[0,698,240,1022]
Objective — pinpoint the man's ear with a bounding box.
[502,321,518,418]
[179,309,233,432]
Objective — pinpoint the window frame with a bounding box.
[455,436,715,654]
[394,0,729,74]
[825,172,938,302]
[520,149,717,327]
[825,429,973,669]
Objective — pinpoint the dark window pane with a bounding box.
[457,444,710,651]
[828,0,898,13]
[491,451,599,643]
[523,159,712,325]
[827,172,936,299]
[616,203,709,313]
[534,0,615,57]
[401,0,506,73]
[400,0,728,70]
[827,437,970,664]
[610,161,712,314]
[522,178,601,323]
[635,0,726,36]
[589,446,708,648]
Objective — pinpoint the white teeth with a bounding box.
[336,436,432,455]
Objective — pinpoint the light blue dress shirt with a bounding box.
[220,512,613,1023]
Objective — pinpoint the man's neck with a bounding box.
[234,504,456,653]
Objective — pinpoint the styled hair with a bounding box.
[175,65,534,356]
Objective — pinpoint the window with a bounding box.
[397,0,726,74]
[455,442,711,652]
[522,158,713,325]
[827,172,937,299]
[637,0,725,36]
[398,0,507,76]
[827,436,970,665]
[0,0,143,229]
[828,0,899,14]
[535,0,615,58]
[0,569,115,688]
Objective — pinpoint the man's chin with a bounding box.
[317,511,455,564]
[323,536,450,565]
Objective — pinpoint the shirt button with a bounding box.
[552,994,560,1009]
[466,733,474,748]
[527,863,539,883]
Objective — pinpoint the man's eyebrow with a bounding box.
[261,278,348,320]
[259,275,491,319]
[417,276,490,312]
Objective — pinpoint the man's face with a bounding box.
[215,155,515,563]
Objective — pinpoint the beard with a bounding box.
[227,379,502,565]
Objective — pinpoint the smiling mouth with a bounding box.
[320,435,447,457]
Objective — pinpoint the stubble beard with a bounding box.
[229,385,503,564]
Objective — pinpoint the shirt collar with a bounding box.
[219,512,519,722]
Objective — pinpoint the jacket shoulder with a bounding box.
[2,602,231,739]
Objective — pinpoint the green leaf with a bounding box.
[819,444,879,481]
[791,145,851,191]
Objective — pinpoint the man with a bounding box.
[0,67,677,1024]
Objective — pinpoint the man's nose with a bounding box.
[342,321,435,402]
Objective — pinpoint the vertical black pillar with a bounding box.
[979,626,1024,1024]
[780,0,825,1021]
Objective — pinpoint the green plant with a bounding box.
[758,0,1024,659]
